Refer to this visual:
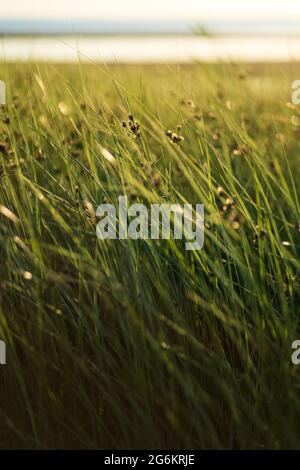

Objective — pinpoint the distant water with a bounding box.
[1,36,300,62]
[1,19,300,36]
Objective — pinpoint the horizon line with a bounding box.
[1,18,300,37]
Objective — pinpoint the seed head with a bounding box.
[83,201,97,225]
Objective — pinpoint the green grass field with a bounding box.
[0,62,299,449]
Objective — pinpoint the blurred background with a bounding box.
[1,0,300,62]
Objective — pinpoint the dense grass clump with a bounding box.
[0,62,299,449]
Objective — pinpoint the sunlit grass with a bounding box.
[0,62,299,449]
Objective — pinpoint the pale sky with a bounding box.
[1,0,300,21]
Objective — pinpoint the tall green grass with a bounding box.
[0,62,299,449]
